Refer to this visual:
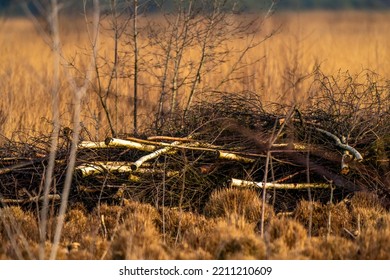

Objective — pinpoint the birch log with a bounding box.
[131,140,182,171]
[340,150,353,175]
[76,162,179,177]
[230,178,331,189]
[105,138,156,151]
[78,141,108,149]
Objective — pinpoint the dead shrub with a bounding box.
[173,244,213,260]
[294,200,352,236]
[302,236,358,260]
[0,206,39,243]
[92,199,161,240]
[109,200,167,260]
[202,215,267,260]
[356,214,390,259]
[62,207,91,242]
[266,217,307,259]
[204,187,274,224]
[80,235,110,260]
[349,191,386,230]
[158,207,215,248]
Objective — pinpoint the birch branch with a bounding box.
[131,140,182,171]
[76,162,179,177]
[105,138,156,151]
[315,128,363,161]
[230,178,332,189]
[78,137,260,158]
[217,151,255,163]
[271,143,310,150]
[78,141,108,149]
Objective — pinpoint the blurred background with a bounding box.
[1,0,390,15]
[1,0,389,137]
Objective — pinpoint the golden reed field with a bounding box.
[1,11,389,138]
[0,10,390,260]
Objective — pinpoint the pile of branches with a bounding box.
[0,71,389,212]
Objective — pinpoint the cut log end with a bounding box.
[105,137,113,146]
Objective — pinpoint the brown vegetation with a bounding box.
[1,191,390,260]
[1,11,390,137]
[1,8,390,260]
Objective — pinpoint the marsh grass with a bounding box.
[1,11,390,138]
[1,10,390,260]
[3,191,388,259]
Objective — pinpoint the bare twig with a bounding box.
[49,0,101,260]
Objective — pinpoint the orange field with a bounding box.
[1,11,389,138]
[0,10,389,260]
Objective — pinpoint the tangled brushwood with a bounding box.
[0,70,389,259]
[1,71,389,210]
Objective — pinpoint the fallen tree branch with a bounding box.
[76,162,179,177]
[0,194,61,204]
[79,137,266,159]
[77,141,108,149]
[78,138,157,152]
[105,138,157,151]
[131,140,183,171]
[0,156,48,175]
[0,160,37,175]
[314,127,363,161]
[146,136,195,142]
[217,151,255,163]
[230,178,332,189]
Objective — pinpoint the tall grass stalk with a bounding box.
[20,0,63,260]
[48,0,101,260]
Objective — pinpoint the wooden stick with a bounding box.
[146,136,195,142]
[130,136,223,150]
[78,136,261,159]
[230,178,331,189]
[0,194,61,204]
[275,170,306,183]
[0,156,48,175]
[0,160,36,175]
[271,143,309,150]
[217,151,255,163]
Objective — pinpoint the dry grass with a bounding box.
[293,200,353,237]
[302,236,358,260]
[204,187,275,224]
[3,192,388,259]
[356,214,390,259]
[1,11,390,138]
[0,11,389,260]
